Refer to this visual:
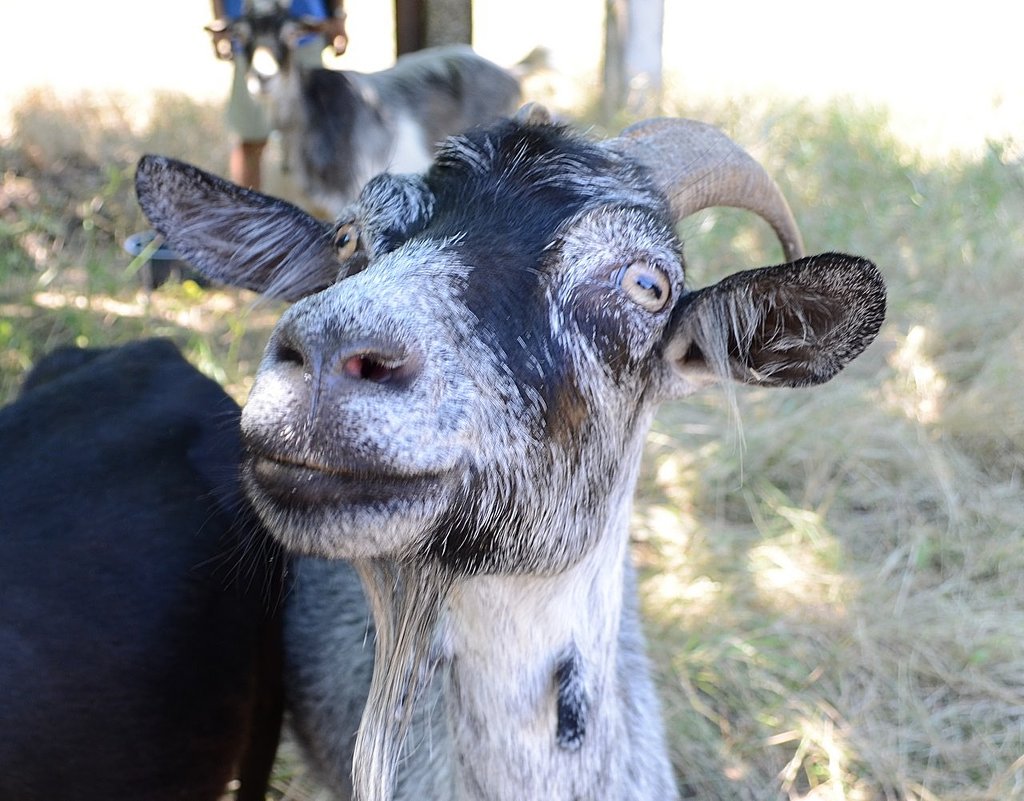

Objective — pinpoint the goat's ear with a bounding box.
[662,253,886,394]
[135,155,339,301]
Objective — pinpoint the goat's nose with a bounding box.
[266,322,420,394]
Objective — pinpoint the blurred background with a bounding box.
[2,0,1021,157]
[1,2,1022,800]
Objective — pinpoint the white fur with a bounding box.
[387,114,434,176]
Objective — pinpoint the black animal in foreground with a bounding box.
[0,339,284,801]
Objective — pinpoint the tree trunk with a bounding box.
[602,0,664,123]
[395,0,472,55]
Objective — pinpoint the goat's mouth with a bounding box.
[246,449,449,509]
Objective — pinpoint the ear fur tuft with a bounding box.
[135,155,338,301]
[667,253,886,391]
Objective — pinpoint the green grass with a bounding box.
[0,90,275,404]
[2,88,1022,801]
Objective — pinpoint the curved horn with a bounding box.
[613,118,805,261]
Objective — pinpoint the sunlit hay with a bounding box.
[642,376,1024,797]
[10,88,138,169]
[635,93,1024,797]
[747,536,848,617]
[941,320,1024,472]
[138,90,231,175]
[835,594,1024,801]
[0,88,281,407]
[885,324,947,424]
[8,88,228,175]
[772,714,872,801]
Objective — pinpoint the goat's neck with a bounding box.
[268,64,303,132]
[438,448,673,800]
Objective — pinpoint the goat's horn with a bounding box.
[613,118,805,261]
[514,102,552,126]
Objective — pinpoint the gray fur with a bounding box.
[292,47,521,214]
[231,8,521,215]
[135,114,886,801]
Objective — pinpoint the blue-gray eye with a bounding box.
[615,261,671,312]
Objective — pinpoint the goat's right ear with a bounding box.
[135,155,339,301]
[661,253,886,395]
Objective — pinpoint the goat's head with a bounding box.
[207,1,327,84]
[136,112,885,576]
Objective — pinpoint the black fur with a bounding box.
[300,68,372,194]
[0,339,284,801]
[555,647,588,751]
[426,123,664,445]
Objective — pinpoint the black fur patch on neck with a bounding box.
[555,645,588,751]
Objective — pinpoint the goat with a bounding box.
[214,6,522,215]
[135,108,887,801]
[0,338,284,801]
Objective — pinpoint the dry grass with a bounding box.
[1,88,1022,801]
[632,98,1024,800]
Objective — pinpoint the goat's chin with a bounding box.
[241,457,451,559]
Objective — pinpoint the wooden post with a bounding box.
[602,0,664,123]
[395,0,472,55]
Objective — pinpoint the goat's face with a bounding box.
[136,117,886,574]
[211,6,313,89]
[243,126,687,571]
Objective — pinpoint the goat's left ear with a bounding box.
[662,253,886,394]
[135,155,340,302]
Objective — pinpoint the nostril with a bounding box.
[341,353,407,384]
[275,343,305,368]
[267,314,310,372]
[269,324,418,388]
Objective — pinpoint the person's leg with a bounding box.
[230,140,266,189]
[293,38,327,69]
[226,57,271,188]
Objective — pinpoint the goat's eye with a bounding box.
[333,222,361,261]
[615,261,671,313]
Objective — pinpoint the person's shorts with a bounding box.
[226,39,325,143]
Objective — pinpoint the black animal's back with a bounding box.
[0,339,283,801]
